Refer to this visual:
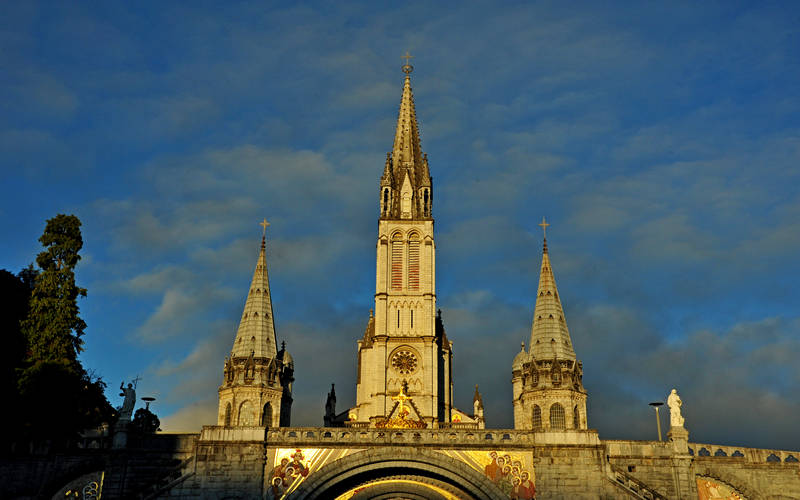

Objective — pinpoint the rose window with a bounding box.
[391,350,418,374]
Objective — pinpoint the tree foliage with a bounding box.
[132,407,161,434]
[0,268,36,431]
[16,360,113,447]
[21,214,87,362]
[4,214,115,452]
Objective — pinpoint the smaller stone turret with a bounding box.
[323,383,350,427]
[217,221,293,427]
[512,218,587,431]
[324,384,337,425]
[473,385,485,428]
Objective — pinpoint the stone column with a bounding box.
[668,426,689,454]
[112,419,129,449]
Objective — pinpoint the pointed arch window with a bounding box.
[391,233,403,290]
[238,400,254,426]
[532,405,542,430]
[262,402,273,427]
[550,403,565,430]
[407,233,420,290]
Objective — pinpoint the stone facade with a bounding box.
[6,428,799,498]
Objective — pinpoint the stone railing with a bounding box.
[688,442,800,464]
[608,465,669,500]
[343,421,369,428]
[438,422,481,430]
[141,455,196,500]
[261,426,601,449]
[603,439,673,458]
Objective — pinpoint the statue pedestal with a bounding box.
[112,419,130,449]
[668,426,689,454]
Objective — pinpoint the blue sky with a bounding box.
[2,1,799,450]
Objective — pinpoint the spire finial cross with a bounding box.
[401,51,414,75]
[259,218,270,238]
[538,216,550,239]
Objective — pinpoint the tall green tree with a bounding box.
[13,215,113,451]
[21,214,87,362]
[0,268,35,415]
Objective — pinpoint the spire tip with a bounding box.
[538,216,550,253]
[259,218,270,249]
[401,51,414,75]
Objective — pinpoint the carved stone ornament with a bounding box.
[391,350,418,375]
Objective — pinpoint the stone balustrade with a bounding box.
[688,442,799,463]
[604,439,673,458]
[258,426,601,448]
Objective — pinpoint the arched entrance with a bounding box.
[288,447,506,500]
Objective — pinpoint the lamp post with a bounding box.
[141,396,155,411]
[649,402,664,441]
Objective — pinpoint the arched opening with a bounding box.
[288,448,505,500]
[238,400,254,426]
[267,402,280,427]
[532,404,542,430]
[224,403,231,426]
[696,476,748,499]
[573,405,580,429]
[550,403,565,430]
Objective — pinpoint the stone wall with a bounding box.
[2,428,798,499]
[188,426,268,499]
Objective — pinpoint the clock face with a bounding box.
[391,350,419,375]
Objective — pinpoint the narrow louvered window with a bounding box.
[407,233,420,289]
[391,234,403,290]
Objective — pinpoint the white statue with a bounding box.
[120,382,136,421]
[667,388,684,427]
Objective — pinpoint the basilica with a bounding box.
[28,64,800,499]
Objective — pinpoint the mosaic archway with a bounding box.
[286,447,507,500]
[696,476,746,500]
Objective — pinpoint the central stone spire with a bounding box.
[380,58,433,220]
[348,60,456,428]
